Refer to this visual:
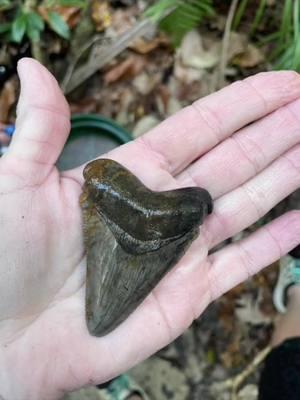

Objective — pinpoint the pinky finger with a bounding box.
[208,210,300,301]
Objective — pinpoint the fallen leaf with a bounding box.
[237,384,258,400]
[174,31,224,85]
[232,44,265,68]
[220,332,244,368]
[0,78,17,122]
[47,37,63,54]
[132,72,158,95]
[166,96,182,116]
[174,61,205,84]
[132,115,160,138]
[227,32,248,61]
[131,358,189,400]
[91,0,111,32]
[156,84,170,114]
[38,6,81,28]
[110,8,136,35]
[130,34,170,54]
[104,55,145,84]
[178,30,220,70]
[235,291,271,325]
[54,6,81,28]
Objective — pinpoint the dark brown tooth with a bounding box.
[80,158,213,337]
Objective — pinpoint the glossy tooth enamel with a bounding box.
[80,158,213,337]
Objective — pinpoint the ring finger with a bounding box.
[203,144,300,249]
[176,98,300,200]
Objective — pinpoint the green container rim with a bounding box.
[70,113,132,145]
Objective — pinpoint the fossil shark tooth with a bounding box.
[80,158,213,337]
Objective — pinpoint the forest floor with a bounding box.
[0,1,298,399]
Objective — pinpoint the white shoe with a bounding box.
[273,255,300,314]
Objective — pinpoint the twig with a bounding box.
[216,0,240,89]
[60,35,105,93]
[62,5,175,94]
[63,18,155,94]
[213,345,271,400]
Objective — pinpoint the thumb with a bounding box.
[4,58,70,184]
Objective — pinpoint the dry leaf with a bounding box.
[91,0,111,32]
[38,6,81,28]
[130,34,170,54]
[227,32,248,61]
[132,115,160,138]
[110,9,136,35]
[178,30,220,69]
[237,384,258,400]
[104,55,145,84]
[220,332,244,368]
[232,44,265,68]
[47,38,63,54]
[55,6,81,28]
[132,72,158,95]
[235,292,271,325]
[156,84,170,114]
[174,31,222,84]
[0,78,17,122]
[174,62,205,84]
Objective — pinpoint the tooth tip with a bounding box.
[86,318,108,337]
[86,308,119,337]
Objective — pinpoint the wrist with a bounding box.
[0,340,55,400]
[0,345,19,400]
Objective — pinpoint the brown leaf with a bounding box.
[237,384,258,400]
[227,32,248,61]
[132,115,160,138]
[38,6,81,28]
[232,44,265,68]
[0,78,17,122]
[157,84,170,113]
[110,9,136,35]
[179,31,220,69]
[104,55,145,84]
[37,6,50,22]
[220,332,244,368]
[59,6,81,28]
[235,292,271,325]
[130,34,170,54]
[47,38,63,55]
[133,72,158,95]
[91,0,111,32]
[70,97,98,114]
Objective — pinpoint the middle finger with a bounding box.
[177,98,300,199]
[203,144,300,250]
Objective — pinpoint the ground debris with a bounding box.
[0,2,292,399]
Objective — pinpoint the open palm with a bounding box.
[0,59,299,400]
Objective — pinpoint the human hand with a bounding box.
[0,58,299,400]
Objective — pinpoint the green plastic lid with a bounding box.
[57,114,132,170]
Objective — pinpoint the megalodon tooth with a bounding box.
[80,159,213,337]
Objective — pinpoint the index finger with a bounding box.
[135,71,300,175]
[68,71,300,187]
